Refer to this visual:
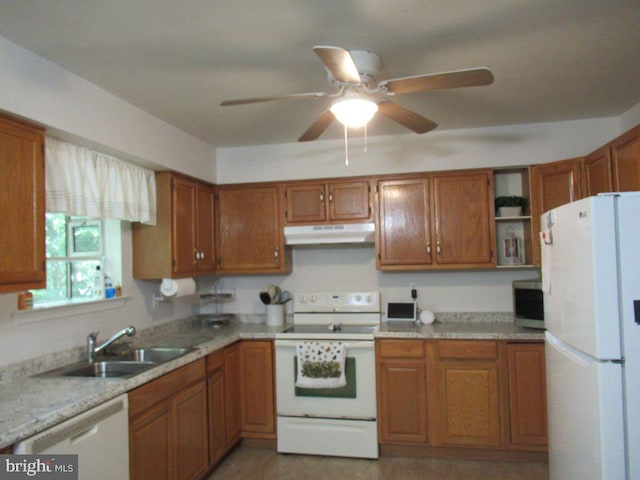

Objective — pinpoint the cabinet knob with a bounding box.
[437,242,441,255]
[426,243,431,255]
[274,247,279,259]
[319,192,324,203]
[329,193,333,203]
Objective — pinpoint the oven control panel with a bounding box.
[294,291,380,313]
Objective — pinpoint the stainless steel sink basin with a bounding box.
[115,346,195,363]
[40,361,156,379]
[37,346,198,379]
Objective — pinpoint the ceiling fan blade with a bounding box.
[379,68,494,95]
[313,46,361,84]
[377,101,438,134]
[220,92,327,106]
[298,110,335,142]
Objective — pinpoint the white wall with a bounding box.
[216,117,620,184]
[209,114,625,318]
[0,35,216,181]
[0,224,199,368]
[0,35,217,369]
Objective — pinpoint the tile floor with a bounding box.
[207,446,549,480]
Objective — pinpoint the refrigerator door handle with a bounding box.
[546,331,594,367]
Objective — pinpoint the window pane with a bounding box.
[45,213,67,258]
[71,224,101,254]
[33,260,68,304]
[71,260,100,299]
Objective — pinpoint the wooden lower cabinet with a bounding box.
[206,344,242,468]
[129,359,208,480]
[377,340,428,444]
[427,340,502,448]
[506,342,548,450]
[377,339,547,457]
[239,341,275,438]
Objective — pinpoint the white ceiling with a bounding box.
[0,0,639,149]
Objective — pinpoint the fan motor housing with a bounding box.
[326,50,382,87]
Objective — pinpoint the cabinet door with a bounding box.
[195,184,216,272]
[207,368,226,466]
[173,381,209,480]
[216,186,285,273]
[584,145,613,196]
[239,341,275,437]
[507,343,547,449]
[285,183,326,223]
[612,126,640,192]
[327,180,371,222]
[378,358,427,444]
[427,341,501,448]
[377,178,431,267]
[530,157,583,266]
[130,401,172,480]
[0,114,45,292]
[432,171,494,267]
[224,343,242,447]
[531,158,582,214]
[172,176,198,275]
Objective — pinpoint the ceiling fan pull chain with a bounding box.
[344,124,349,166]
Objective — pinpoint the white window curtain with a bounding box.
[45,137,157,225]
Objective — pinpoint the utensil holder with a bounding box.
[266,304,285,326]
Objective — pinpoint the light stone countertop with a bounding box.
[0,314,544,449]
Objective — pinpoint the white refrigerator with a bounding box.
[541,193,640,480]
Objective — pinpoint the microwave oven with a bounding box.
[512,280,545,329]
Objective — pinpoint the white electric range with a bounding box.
[274,291,380,459]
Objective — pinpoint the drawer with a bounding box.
[435,340,497,360]
[129,358,206,417]
[206,349,224,373]
[377,339,425,358]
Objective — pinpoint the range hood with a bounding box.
[284,223,375,245]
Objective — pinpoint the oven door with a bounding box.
[275,339,376,419]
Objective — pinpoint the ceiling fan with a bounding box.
[220,46,494,142]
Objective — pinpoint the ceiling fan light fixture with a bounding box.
[330,97,378,128]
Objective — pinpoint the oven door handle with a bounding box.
[275,340,374,349]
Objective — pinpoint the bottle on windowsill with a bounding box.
[93,265,104,299]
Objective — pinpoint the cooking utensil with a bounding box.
[259,291,272,305]
[279,290,292,304]
[267,284,277,302]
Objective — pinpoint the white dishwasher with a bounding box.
[14,394,130,480]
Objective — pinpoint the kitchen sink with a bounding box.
[114,346,196,363]
[40,361,157,379]
[38,346,198,379]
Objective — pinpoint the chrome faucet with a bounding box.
[87,326,136,362]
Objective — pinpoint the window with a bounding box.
[33,213,120,306]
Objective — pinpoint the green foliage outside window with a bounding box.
[33,213,102,305]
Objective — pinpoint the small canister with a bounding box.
[17,291,33,310]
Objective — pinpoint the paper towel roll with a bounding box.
[160,278,196,298]
[420,310,435,325]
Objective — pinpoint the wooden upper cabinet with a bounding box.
[584,145,613,196]
[432,171,495,267]
[0,113,45,293]
[530,158,583,215]
[133,172,216,279]
[216,184,289,274]
[377,177,431,267]
[612,125,640,192]
[377,170,495,270]
[284,179,371,225]
[530,157,583,267]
